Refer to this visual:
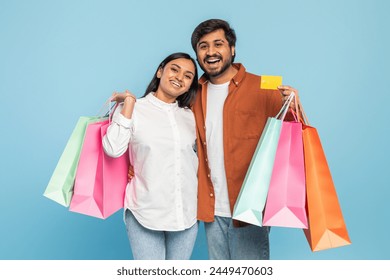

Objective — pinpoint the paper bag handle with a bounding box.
[96,97,116,123]
[296,97,310,126]
[275,92,295,120]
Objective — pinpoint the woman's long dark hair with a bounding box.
[143,52,198,108]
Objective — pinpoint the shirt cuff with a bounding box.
[112,112,134,129]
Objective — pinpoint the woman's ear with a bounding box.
[156,67,163,78]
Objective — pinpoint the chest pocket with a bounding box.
[233,110,262,139]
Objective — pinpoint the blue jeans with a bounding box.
[204,216,270,260]
[124,209,198,260]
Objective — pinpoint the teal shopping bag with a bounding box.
[43,116,106,206]
[232,94,295,226]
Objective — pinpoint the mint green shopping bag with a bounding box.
[43,116,106,206]
[232,93,295,226]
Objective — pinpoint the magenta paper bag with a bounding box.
[263,120,308,228]
[69,120,129,219]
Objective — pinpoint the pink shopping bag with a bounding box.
[69,120,129,219]
[262,116,308,228]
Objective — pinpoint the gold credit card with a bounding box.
[260,75,283,90]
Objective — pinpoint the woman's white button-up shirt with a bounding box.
[103,93,198,231]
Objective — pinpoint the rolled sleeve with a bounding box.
[112,112,133,129]
[102,105,134,158]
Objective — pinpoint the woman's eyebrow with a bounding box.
[171,63,195,76]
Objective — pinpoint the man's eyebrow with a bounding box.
[198,39,225,46]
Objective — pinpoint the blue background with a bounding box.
[1,0,389,260]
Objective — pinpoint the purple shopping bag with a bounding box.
[69,120,129,219]
[262,115,308,228]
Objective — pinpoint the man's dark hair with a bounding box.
[191,18,237,55]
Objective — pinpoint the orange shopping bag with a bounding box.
[299,100,351,251]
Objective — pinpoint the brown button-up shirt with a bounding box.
[192,63,285,226]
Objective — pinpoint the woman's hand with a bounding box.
[111,90,137,119]
[111,90,137,104]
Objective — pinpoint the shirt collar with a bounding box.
[146,92,179,111]
[198,63,246,87]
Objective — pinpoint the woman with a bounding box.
[103,52,199,260]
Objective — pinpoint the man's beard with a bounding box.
[198,55,233,78]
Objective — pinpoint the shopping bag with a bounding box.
[69,119,129,219]
[43,116,103,206]
[262,118,308,228]
[232,93,295,226]
[299,101,351,251]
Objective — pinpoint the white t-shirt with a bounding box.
[206,81,231,217]
[103,93,198,231]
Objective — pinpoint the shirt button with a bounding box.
[203,141,206,145]
[210,193,214,197]
[207,174,210,178]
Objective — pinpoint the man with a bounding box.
[191,19,297,260]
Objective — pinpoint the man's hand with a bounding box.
[128,164,134,182]
[278,85,299,109]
